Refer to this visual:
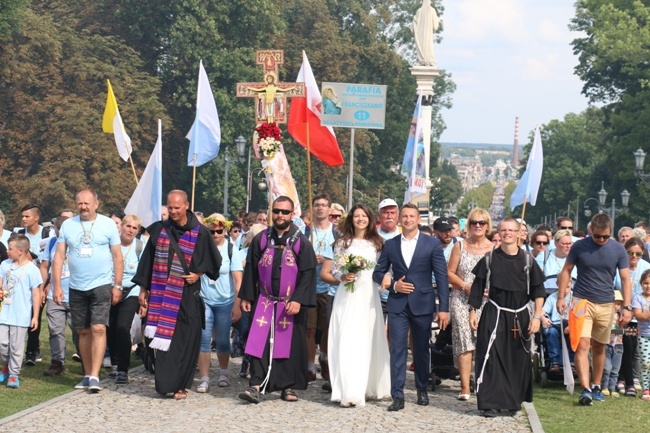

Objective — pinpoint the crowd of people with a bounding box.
[2,189,650,417]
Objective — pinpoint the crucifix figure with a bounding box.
[237,50,305,124]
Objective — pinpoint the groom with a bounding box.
[373,203,449,411]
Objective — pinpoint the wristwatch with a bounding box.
[113,285,123,291]
[624,305,633,312]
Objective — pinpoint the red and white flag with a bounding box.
[288,51,344,167]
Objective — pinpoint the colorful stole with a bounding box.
[246,230,301,359]
[144,226,199,351]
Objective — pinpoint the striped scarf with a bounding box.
[144,226,198,351]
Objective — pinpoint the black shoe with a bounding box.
[388,397,405,411]
[417,389,429,406]
[239,361,249,379]
[25,352,36,366]
[34,351,42,362]
[322,381,332,392]
[482,409,498,418]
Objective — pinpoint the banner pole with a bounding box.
[191,154,197,211]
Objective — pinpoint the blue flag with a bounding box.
[510,126,543,210]
[186,60,221,166]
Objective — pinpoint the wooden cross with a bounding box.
[512,323,519,338]
[279,317,291,329]
[236,50,305,124]
[256,316,268,327]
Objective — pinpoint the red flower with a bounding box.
[255,122,282,143]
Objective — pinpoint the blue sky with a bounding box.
[436,0,590,144]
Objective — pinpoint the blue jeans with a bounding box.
[200,302,233,354]
[543,324,574,364]
[602,344,624,391]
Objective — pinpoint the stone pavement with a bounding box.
[0,355,534,433]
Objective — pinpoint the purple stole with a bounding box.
[246,230,301,359]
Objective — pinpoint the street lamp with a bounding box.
[633,148,650,183]
[235,135,252,212]
[583,181,629,231]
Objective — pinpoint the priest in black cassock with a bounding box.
[468,217,545,418]
[238,196,317,404]
[133,190,221,399]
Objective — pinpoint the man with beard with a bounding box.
[133,190,221,399]
[238,196,317,404]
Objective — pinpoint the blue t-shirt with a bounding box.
[200,242,243,306]
[568,237,628,303]
[311,224,335,295]
[542,291,571,325]
[632,293,650,337]
[0,259,43,327]
[24,226,53,262]
[58,214,120,291]
[42,237,70,303]
[432,239,456,285]
[377,228,401,302]
[121,239,146,299]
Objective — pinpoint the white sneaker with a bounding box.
[197,377,210,393]
[102,357,112,368]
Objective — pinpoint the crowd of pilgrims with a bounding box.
[2,195,650,416]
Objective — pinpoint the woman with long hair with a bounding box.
[321,203,390,407]
[448,207,494,401]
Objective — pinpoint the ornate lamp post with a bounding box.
[634,148,650,183]
[584,181,629,232]
[235,135,251,212]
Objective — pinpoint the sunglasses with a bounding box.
[534,241,549,246]
[592,234,611,240]
[329,214,342,219]
[627,251,643,258]
[231,229,240,233]
[469,220,488,227]
[209,229,224,235]
[560,226,573,230]
[272,208,292,215]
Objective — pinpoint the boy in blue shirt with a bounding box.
[0,234,44,388]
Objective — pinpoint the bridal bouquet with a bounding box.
[337,253,374,293]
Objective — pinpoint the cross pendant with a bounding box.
[511,324,519,338]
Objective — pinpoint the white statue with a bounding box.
[413,0,440,66]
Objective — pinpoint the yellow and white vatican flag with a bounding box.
[102,79,133,162]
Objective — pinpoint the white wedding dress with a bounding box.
[329,239,391,406]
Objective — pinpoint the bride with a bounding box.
[321,203,391,407]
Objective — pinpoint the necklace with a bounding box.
[80,218,97,244]
[5,262,27,295]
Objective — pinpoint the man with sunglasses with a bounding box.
[238,196,317,404]
[557,213,632,406]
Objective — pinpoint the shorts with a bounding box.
[573,297,615,345]
[69,284,112,330]
[307,293,329,331]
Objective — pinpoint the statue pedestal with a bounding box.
[406,65,441,223]
[409,66,441,98]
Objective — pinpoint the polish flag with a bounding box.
[287,51,344,167]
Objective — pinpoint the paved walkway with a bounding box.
[0,356,534,432]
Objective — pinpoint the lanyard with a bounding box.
[6,262,27,294]
[80,218,96,243]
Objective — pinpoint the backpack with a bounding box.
[485,247,534,295]
[18,225,53,239]
[259,227,302,256]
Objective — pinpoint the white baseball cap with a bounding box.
[378,198,398,210]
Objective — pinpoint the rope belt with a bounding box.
[259,301,276,395]
[475,299,528,394]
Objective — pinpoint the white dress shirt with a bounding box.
[400,231,420,268]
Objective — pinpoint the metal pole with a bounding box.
[224,152,230,217]
[575,195,579,232]
[245,147,251,213]
[611,199,616,233]
[347,128,356,211]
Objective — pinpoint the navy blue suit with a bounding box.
[373,232,449,399]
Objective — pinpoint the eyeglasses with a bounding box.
[627,251,643,258]
[209,229,224,235]
[592,233,611,240]
[469,220,488,227]
[272,208,292,215]
[534,241,549,246]
[560,226,573,230]
[329,214,342,219]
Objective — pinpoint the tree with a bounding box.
[458,182,495,217]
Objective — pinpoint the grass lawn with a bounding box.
[534,380,648,433]
[0,313,141,419]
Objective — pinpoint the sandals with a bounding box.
[172,389,188,400]
[238,386,260,404]
[457,393,470,401]
[281,388,299,402]
[196,380,210,393]
[218,374,229,388]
